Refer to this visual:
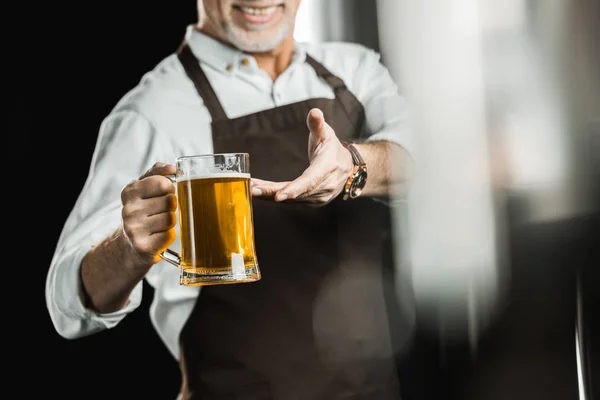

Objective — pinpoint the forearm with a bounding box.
[81,228,152,314]
[353,140,414,199]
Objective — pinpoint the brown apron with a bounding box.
[176,43,403,400]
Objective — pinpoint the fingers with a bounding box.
[122,176,175,203]
[123,208,177,238]
[121,193,177,262]
[250,178,273,186]
[276,162,327,201]
[139,162,176,180]
[141,193,178,217]
[124,225,177,265]
[122,162,177,216]
[252,167,327,202]
[122,164,176,204]
[119,163,178,259]
[122,194,177,229]
[251,178,289,199]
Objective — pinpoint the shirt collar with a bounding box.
[184,25,307,75]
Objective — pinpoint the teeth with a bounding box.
[240,6,278,15]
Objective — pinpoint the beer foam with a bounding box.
[178,172,251,181]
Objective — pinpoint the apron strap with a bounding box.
[177,42,228,122]
[176,42,363,129]
[306,54,366,136]
[305,55,348,93]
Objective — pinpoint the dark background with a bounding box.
[14,2,198,398]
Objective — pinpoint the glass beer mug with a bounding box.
[159,153,261,286]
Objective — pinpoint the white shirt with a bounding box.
[45,26,414,361]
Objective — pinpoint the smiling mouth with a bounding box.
[232,3,284,24]
[233,3,284,16]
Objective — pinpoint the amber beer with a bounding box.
[176,172,259,284]
[159,153,261,286]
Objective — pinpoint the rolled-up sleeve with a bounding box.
[47,243,143,339]
[45,108,168,339]
[353,49,415,158]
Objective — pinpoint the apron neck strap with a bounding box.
[177,42,228,121]
[305,55,348,93]
[177,42,355,122]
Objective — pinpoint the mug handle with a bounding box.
[158,173,182,268]
[159,248,182,268]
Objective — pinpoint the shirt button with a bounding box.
[226,64,233,72]
[241,58,250,67]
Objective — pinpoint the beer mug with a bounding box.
[159,153,261,286]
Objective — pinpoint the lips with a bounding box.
[239,5,279,15]
[233,3,284,24]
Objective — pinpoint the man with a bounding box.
[46,0,415,398]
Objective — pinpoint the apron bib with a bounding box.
[176,43,402,400]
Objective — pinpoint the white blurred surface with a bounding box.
[377,0,505,340]
[293,0,599,348]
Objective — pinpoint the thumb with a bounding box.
[307,108,333,141]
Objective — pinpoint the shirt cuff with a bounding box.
[53,244,143,329]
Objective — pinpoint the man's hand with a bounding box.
[251,108,354,206]
[81,162,178,314]
[120,162,178,265]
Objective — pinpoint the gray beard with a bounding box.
[225,22,291,53]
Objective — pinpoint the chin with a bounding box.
[226,23,290,53]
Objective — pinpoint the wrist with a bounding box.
[340,141,368,200]
[115,227,155,271]
[342,143,355,176]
